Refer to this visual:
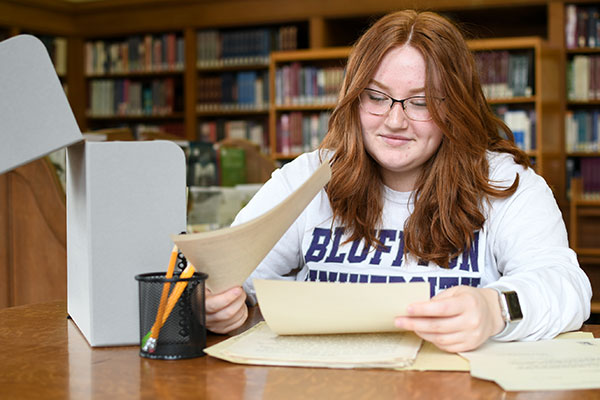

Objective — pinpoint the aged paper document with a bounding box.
[254,280,430,335]
[204,321,422,369]
[460,338,600,391]
[172,162,331,293]
[399,331,594,372]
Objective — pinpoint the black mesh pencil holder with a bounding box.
[135,271,208,360]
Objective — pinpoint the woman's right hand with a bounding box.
[204,286,248,334]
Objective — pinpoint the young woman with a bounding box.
[204,10,592,352]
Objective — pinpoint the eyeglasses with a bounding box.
[359,88,440,122]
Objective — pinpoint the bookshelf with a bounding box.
[195,24,306,154]
[83,31,186,138]
[563,1,600,314]
[269,47,349,159]
[268,40,564,197]
[469,37,564,201]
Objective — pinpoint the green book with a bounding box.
[219,147,246,187]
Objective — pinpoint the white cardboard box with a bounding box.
[0,34,81,174]
[66,140,187,346]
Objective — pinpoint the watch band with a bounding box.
[493,288,522,337]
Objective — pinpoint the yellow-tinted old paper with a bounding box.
[204,321,422,369]
[460,338,600,391]
[172,161,331,293]
[254,280,430,335]
[398,331,595,372]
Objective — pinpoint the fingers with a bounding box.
[413,330,479,353]
[395,314,464,334]
[205,286,245,313]
[207,303,248,334]
[205,286,248,334]
[395,286,498,352]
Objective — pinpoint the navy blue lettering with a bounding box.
[304,269,479,299]
[439,277,459,290]
[391,231,406,267]
[427,277,437,298]
[449,255,458,269]
[318,270,327,282]
[305,228,331,262]
[348,239,369,263]
[325,227,347,263]
[369,229,396,265]
[460,231,480,272]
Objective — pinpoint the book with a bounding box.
[219,146,246,187]
[187,141,218,187]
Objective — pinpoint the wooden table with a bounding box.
[0,301,598,399]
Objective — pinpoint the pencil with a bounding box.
[141,245,178,352]
[142,262,196,353]
[159,263,196,327]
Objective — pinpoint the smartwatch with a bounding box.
[495,289,523,336]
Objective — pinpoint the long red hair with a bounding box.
[319,10,530,267]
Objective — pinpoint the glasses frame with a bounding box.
[359,88,442,122]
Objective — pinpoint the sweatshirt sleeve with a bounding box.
[484,155,592,341]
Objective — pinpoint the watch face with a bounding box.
[505,291,523,321]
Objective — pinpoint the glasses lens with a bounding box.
[359,89,390,115]
[404,97,431,121]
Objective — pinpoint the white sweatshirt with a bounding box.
[233,149,592,341]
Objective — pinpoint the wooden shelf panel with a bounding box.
[86,113,184,120]
[486,96,536,104]
[572,199,600,207]
[576,248,600,257]
[196,108,268,116]
[566,47,600,54]
[197,62,270,72]
[467,36,542,51]
[272,152,300,160]
[567,152,600,157]
[85,70,184,79]
[567,100,600,106]
[271,47,351,62]
[274,104,336,111]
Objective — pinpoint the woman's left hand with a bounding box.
[394,286,506,352]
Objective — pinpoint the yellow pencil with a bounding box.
[142,245,178,353]
[159,263,196,327]
[142,262,196,352]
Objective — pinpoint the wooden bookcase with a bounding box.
[82,30,187,138]
[268,39,564,198]
[560,1,600,313]
[194,24,305,154]
[469,37,565,202]
[268,47,349,159]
